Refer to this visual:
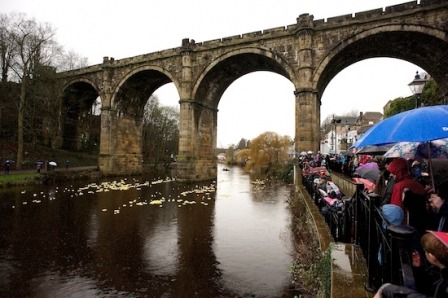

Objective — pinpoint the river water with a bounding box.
[0,163,295,297]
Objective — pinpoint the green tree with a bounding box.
[385,77,440,117]
[384,96,413,117]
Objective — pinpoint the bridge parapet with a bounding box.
[55,0,446,76]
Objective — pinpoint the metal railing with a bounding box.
[302,172,416,292]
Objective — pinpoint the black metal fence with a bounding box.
[302,171,416,292]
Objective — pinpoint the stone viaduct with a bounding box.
[56,0,448,181]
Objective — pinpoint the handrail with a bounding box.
[301,170,416,292]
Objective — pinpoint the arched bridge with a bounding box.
[56,0,448,181]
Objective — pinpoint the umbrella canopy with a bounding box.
[352,105,448,191]
[353,105,448,148]
[49,161,57,166]
[355,144,395,155]
[356,162,379,171]
[355,167,381,183]
[383,138,448,160]
[352,178,376,193]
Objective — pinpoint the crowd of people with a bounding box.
[300,150,448,297]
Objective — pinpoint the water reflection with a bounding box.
[0,164,294,297]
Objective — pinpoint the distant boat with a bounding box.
[222,168,230,171]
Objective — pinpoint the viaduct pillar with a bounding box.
[295,14,320,154]
[98,58,143,175]
[177,40,218,181]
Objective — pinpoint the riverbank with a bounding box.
[295,169,373,298]
[0,163,177,188]
[0,166,100,188]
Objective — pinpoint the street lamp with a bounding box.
[408,71,427,108]
[331,115,341,154]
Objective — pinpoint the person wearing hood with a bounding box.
[387,157,427,236]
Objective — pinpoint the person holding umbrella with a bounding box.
[3,160,11,174]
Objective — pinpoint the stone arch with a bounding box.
[111,65,181,113]
[61,78,101,94]
[176,47,297,180]
[314,24,448,102]
[192,47,297,109]
[59,78,101,151]
[99,65,181,175]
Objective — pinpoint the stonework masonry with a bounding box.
[56,0,448,181]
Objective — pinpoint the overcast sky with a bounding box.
[4,0,424,148]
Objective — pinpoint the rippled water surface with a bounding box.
[0,164,294,297]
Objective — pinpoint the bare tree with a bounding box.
[0,13,15,83]
[56,49,89,71]
[8,13,58,168]
[142,95,179,169]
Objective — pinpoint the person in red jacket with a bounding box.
[387,157,426,209]
[387,157,427,236]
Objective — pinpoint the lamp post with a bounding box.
[408,71,427,108]
[331,115,341,154]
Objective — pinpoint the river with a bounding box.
[0,163,295,297]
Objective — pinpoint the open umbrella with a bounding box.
[355,167,381,183]
[353,105,448,148]
[352,105,448,191]
[352,177,376,192]
[355,144,395,155]
[383,138,448,160]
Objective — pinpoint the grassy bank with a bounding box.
[0,141,98,170]
[289,186,332,297]
[0,173,40,187]
[0,168,103,188]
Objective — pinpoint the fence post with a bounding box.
[387,225,416,286]
[364,190,381,291]
[354,183,365,244]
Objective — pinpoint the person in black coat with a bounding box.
[427,185,448,232]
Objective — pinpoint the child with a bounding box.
[374,231,448,297]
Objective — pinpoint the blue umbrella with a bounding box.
[353,105,448,148]
[351,105,448,191]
